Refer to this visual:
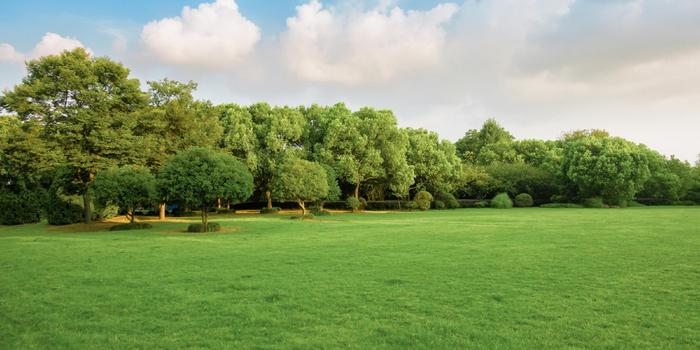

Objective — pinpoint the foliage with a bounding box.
[260,207,281,214]
[404,201,419,210]
[405,128,461,194]
[514,193,534,207]
[109,223,153,231]
[93,166,157,223]
[346,197,361,212]
[46,191,83,225]
[582,197,605,208]
[158,148,253,226]
[473,201,489,208]
[414,191,433,211]
[290,214,315,220]
[433,200,446,210]
[0,189,43,225]
[562,136,651,205]
[491,193,513,209]
[455,119,519,165]
[270,158,329,214]
[187,222,221,233]
[434,192,460,209]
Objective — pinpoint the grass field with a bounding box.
[1,207,699,349]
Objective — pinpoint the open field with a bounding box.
[1,207,699,349]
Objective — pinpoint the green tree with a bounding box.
[0,117,60,191]
[270,159,329,214]
[157,148,253,227]
[455,119,520,165]
[405,128,461,194]
[0,48,147,223]
[562,136,651,205]
[92,166,157,223]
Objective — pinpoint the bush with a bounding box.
[414,191,433,211]
[260,207,281,214]
[672,200,696,206]
[364,200,408,210]
[474,201,489,208]
[514,193,534,207]
[346,197,361,212]
[311,209,332,216]
[583,197,604,208]
[627,201,645,207]
[540,203,584,208]
[216,208,235,214]
[491,193,513,209]
[290,214,315,220]
[434,192,460,209]
[0,190,43,225]
[433,200,446,209]
[187,222,221,233]
[404,201,419,210]
[110,222,153,231]
[46,193,83,225]
[359,197,367,210]
[94,204,119,221]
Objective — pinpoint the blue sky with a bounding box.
[1,0,699,162]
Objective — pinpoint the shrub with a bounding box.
[491,193,513,209]
[627,201,645,207]
[187,222,221,233]
[550,195,568,203]
[433,200,446,209]
[404,201,419,210]
[583,197,604,208]
[312,209,332,216]
[540,203,584,208]
[110,222,153,231]
[260,207,281,214]
[414,191,433,211]
[346,197,361,212]
[514,193,534,207]
[290,214,315,220]
[359,197,367,210]
[46,193,83,225]
[474,201,489,208]
[216,208,235,214]
[435,192,460,209]
[94,204,119,221]
[0,190,43,225]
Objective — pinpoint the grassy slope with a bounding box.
[0,208,699,349]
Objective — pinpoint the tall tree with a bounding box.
[405,128,462,195]
[455,119,520,165]
[92,166,157,223]
[270,159,329,214]
[0,48,147,223]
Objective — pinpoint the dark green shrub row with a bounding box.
[187,222,221,233]
[434,192,460,209]
[109,222,153,231]
[260,207,281,214]
[46,193,83,225]
[0,190,43,225]
[540,203,584,208]
[216,208,235,214]
[583,197,604,208]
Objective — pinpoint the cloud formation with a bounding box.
[141,0,260,68]
[281,0,458,84]
[0,32,89,64]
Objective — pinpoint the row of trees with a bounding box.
[1,48,699,225]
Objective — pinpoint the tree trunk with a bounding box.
[299,200,306,215]
[217,198,222,209]
[82,191,91,224]
[201,205,208,231]
[159,203,166,220]
[354,183,360,199]
[129,207,135,223]
[226,202,230,210]
[266,191,272,209]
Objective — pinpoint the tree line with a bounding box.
[1,48,699,226]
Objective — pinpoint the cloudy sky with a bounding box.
[1,0,699,161]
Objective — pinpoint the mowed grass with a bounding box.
[1,208,699,349]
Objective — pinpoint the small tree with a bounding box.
[93,166,157,223]
[157,148,253,230]
[270,159,329,214]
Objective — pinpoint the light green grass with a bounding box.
[1,208,699,349]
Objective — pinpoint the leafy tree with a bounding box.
[92,166,157,223]
[0,48,147,223]
[319,107,413,199]
[0,117,60,191]
[157,148,253,228]
[405,128,462,195]
[456,164,494,199]
[455,119,520,165]
[317,164,341,210]
[562,136,651,205]
[270,159,329,214]
[218,104,258,171]
[140,79,223,219]
[485,162,560,201]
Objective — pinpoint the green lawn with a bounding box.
[1,208,699,349]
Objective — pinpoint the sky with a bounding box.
[1,0,699,162]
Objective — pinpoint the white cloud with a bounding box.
[140,0,260,68]
[0,43,24,63]
[0,32,90,65]
[281,0,459,84]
